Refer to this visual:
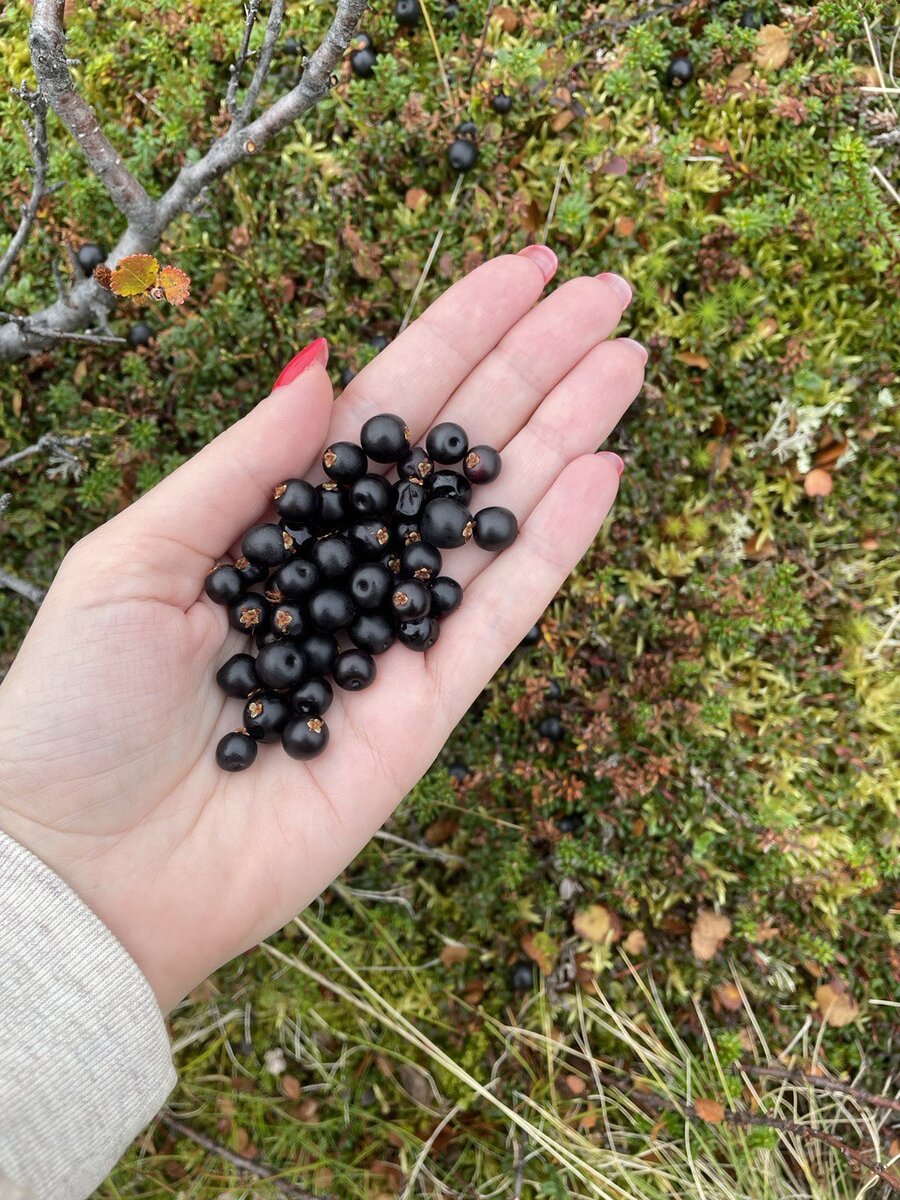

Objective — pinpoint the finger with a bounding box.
[425,453,622,716]
[431,273,633,447]
[326,248,558,447]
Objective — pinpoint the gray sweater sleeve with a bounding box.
[0,830,177,1200]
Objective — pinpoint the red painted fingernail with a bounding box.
[598,451,625,477]
[273,337,329,389]
[517,244,558,283]
[598,272,633,308]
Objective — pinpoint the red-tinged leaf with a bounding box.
[110,254,159,297]
[93,264,113,290]
[157,265,191,305]
[695,1098,725,1124]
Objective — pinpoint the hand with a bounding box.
[0,250,645,1010]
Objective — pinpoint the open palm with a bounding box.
[0,251,644,1010]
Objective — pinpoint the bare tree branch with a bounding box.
[0,432,90,473]
[743,1064,900,1116]
[226,0,262,117]
[0,0,368,361]
[0,567,46,606]
[0,494,11,517]
[237,0,286,125]
[0,89,51,286]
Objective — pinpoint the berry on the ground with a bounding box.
[520,623,541,648]
[491,93,513,115]
[395,0,421,26]
[558,811,584,834]
[447,138,478,172]
[216,729,258,771]
[538,715,563,742]
[666,55,693,87]
[448,762,469,783]
[350,46,377,76]
[510,960,534,992]
[127,322,154,347]
[456,120,477,137]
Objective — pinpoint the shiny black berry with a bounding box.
[463,445,501,485]
[395,521,421,547]
[291,677,334,718]
[429,575,463,617]
[309,587,356,632]
[738,7,764,28]
[333,648,377,690]
[350,563,393,610]
[491,93,513,115]
[395,0,421,26]
[394,478,427,519]
[270,599,305,639]
[369,333,390,352]
[127,321,154,347]
[538,715,563,742]
[557,811,584,834]
[428,470,471,505]
[229,593,270,636]
[271,558,319,599]
[282,716,330,759]
[350,612,396,655]
[354,31,373,50]
[447,138,478,172]
[666,55,693,87]
[520,623,541,648]
[340,365,357,387]
[256,641,307,689]
[397,445,434,481]
[322,440,367,484]
[347,519,392,559]
[510,960,534,992]
[273,478,318,524]
[426,422,468,464]
[77,242,105,273]
[457,120,477,137]
[243,523,294,567]
[361,413,411,462]
[312,534,354,580]
[546,679,563,700]
[278,522,315,557]
[421,497,473,548]
[391,579,431,620]
[397,615,439,651]
[216,729,258,772]
[299,631,338,676]
[380,551,402,574]
[399,542,441,582]
[350,473,394,516]
[216,653,260,698]
[233,556,267,587]
[351,46,377,77]
[448,762,469,783]
[316,482,348,528]
[243,693,292,743]
[204,564,243,605]
[473,506,518,551]
[445,0,460,15]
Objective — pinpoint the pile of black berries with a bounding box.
[206,414,518,770]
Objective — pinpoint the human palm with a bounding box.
[0,251,644,1010]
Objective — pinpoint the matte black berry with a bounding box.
[666,55,693,87]
[291,677,334,718]
[256,641,307,689]
[233,556,267,586]
[350,563,393,610]
[400,541,441,582]
[463,445,501,485]
[473,506,518,551]
[77,242,105,273]
[428,469,471,505]
[333,648,376,691]
[369,333,390,352]
[421,497,473,548]
[312,534,354,580]
[546,678,563,700]
[127,321,154,347]
[349,473,394,516]
[558,811,584,834]
[510,960,534,992]
[270,600,305,639]
[448,762,469,783]
[520,623,541,648]
[229,593,270,636]
[216,730,258,772]
[394,478,426,519]
[349,518,393,560]
[273,478,318,524]
[216,653,260,698]
[429,575,463,617]
[397,445,434,481]
[491,92,513,115]
[299,631,338,677]
[316,482,348,527]
[322,440,367,484]
[243,522,294,567]
[243,693,291,743]
[350,46,377,76]
[271,558,319,599]
[282,35,300,54]
[444,0,460,15]
[278,521,315,556]
[361,413,411,462]
[354,31,373,50]
[282,716,330,760]
[395,521,421,546]
[340,365,357,387]
[457,120,477,137]
[309,587,356,632]
[395,0,421,26]
[349,611,396,655]
[397,615,439,651]
[426,422,468,464]
[205,564,243,605]
[391,579,431,620]
[538,715,564,742]
[738,7,764,28]
[447,138,478,172]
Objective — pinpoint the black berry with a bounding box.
[273,478,318,524]
[394,478,427,519]
[448,762,469,783]
[350,563,394,610]
[473,506,517,551]
[380,551,402,574]
[243,523,294,567]
[340,365,357,387]
[216,730,258,772]
[520,623,541,648]
[229,594,270,636]
[428,469,472,506]
[270,599,305,639]
[322,440,367,484]
[395,521,422,547]
[447,138,478,172]
[546,679,563,700]
[349,611,396,655]
[316,482,348,528]
[429,575,463,617]
[205,564,243,605]
[426,422,468,464]
[354,32,373,50]
[445,0,460,15]
[77,242,105,274]
[397,615,439,651]
[271,558,319,599]
[399,541,442,582]
[233,556,267,587]
[395,0,421,26]
[312,534,354,580]
[256,641,307,689]
[309,587,356,632]
[361,413,411,462]
[397,445,434,481]
[299,631,338,677]
[369,333,390,352]
[282,35,300,55]
[456,120,477,137]
[558,811,584,834]
[349,473,394,516]
[243,693,291,742]
[333,648,377,690]
[420,497,473,548]
[491,93,513,115]
[738,7,764,28]
[291,677,334,718]
[216,653,260,698]
[127,322,154,347]
[538,715,563,742]
[666,55,693,87]
[463,445,502,485]
[349,518,393,559]
[282,716,330,759]
[391,579,431,620]
[278,521,315,557]
[350,46,377,77]
[510,960,534,992]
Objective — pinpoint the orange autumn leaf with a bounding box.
[157,265,191,305]
[677,351,711,368]
[695,1098,725,1124]
[804,468,833,497]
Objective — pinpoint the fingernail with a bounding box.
[620,336,648,363]
[598,272,633,308]
[517,244,558,284]
[598,451,625,477]
[273,337,329,389]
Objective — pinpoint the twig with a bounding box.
[564,0,697,42]
[0,433,90,472]
[466,0,496,88]
[0,567,46,605]
[238,0,286,125]
[0,89,50,286]
[399,1102,463,1200]
[743,1064,900,1115]
[227,0,262,116]
[157,1111,335,1200]
[0,494,11,516]
[374,828,465,865]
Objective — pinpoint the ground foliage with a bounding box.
[1,0,898,1195]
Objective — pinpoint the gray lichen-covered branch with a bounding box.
[0,0,368,362]
[0,88,52,287]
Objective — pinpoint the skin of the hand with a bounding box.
[0,250,645,1011]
